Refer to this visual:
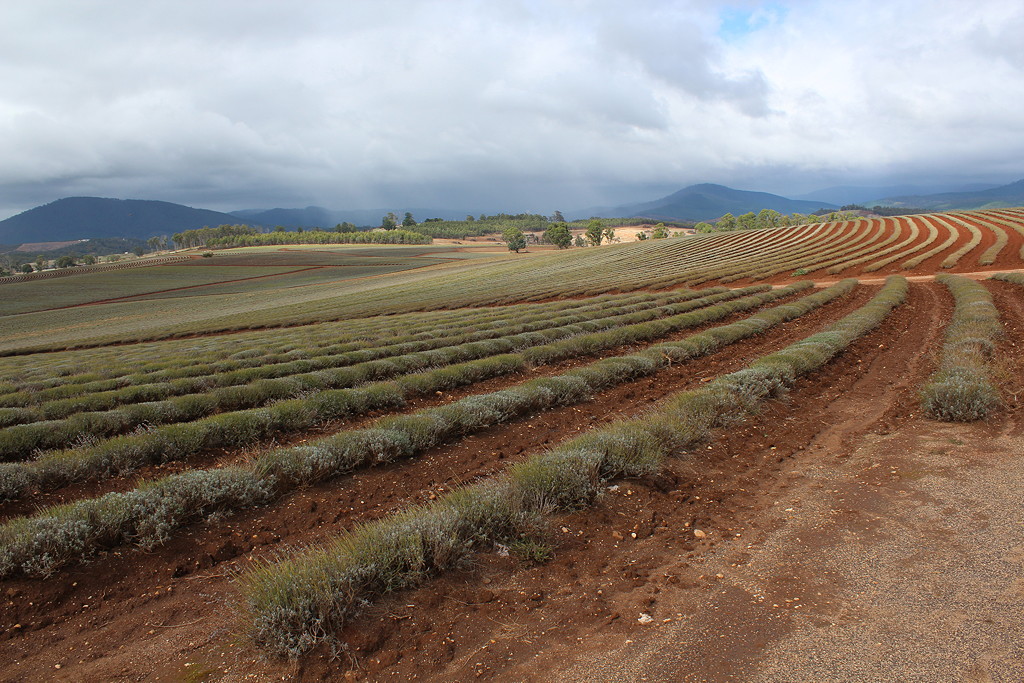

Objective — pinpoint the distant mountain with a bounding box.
[794,183,995,207]
[230,206,337,228]
[0,197,242,244]
[870,179,1024,210]
[600,184,834,222]
[230,206,480,228]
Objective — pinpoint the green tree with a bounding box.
[502,227,527,253]
[21,263,34,274]
[466,215,475,222]
[544,223,572,249]
[602,226,616,243]
[146,236,163,252]
[635,231,648,241]
[757,209,783,229]
[736,212,758,230]
[551,210,566,223]
[585,219,604,246]
[651,223,670,239]
[402,212,416,227]
[716,213,736,231]
[274,225,286,232]
[381,213,398,230]
[55,255,76,268]
[573,235,586,248]
[694,221,714,233]
[35,255,46,271]
[82,254,97,265]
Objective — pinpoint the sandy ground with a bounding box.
[553,415,1024,683]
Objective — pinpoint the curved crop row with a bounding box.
[0,286,787,499]
[984,210,1024,259]
[863,215,937,272]
[938,216,983,268]
[237,276,909,657]
[2,209,1019,356]
[957,214,1009,266]
[826,218,918,274]
[0,289,742,458]
[920,274,1002,421]
[901,215,959,269]
[0,291,670,398]
[0,281,864,578]
[0,290,706,425]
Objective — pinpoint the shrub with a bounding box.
[921,274,1002,421]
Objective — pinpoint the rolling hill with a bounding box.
[601,183,835,222]
[0,197,242,244]
[871,178,1024,210]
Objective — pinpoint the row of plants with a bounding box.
[0,289,742,456]
[0,305,489,391]
[0,292,626,391]
[863,215,937,272]
[0,286,788,497]
[0,289,687,398]
[742,221,862,279]
[3,209,1018,356]
[0,290,703,419]
[206,229,433,248]
[0,279,852,578]
[919,274,1003,421]
[823,217,919,274]
[237,275,908,657]
[939,216,983,268]
[740,220,871,280]
[983,209,1024,259]
[902,214,960,269]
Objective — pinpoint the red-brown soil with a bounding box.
[4,279,1024,681]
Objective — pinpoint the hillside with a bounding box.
[0,197,243,243]
[604,183,834,222]
[1,207,1023,354]
[794,182,994,206]
[872,178,1024,210]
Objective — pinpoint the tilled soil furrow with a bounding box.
[299,281,947,682]
[986,279,1024,415]
[0,287,812,520]
[0,287,877,679]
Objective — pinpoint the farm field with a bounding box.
[1,209,1024,681]
[1,208,1023,355]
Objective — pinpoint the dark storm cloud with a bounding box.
[0,0,1021,218]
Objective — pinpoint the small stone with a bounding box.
[693,529,707,539]
[637,613,654,624]
[611,531,624,540]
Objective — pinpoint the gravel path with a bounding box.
[555,417,1024,683]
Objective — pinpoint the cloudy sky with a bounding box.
[2,0,1022,218]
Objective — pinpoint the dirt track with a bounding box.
[3,280,1024,681]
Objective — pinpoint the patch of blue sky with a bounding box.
[717,3,789,42]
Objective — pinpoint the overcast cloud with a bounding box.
[1,0,1022,217]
